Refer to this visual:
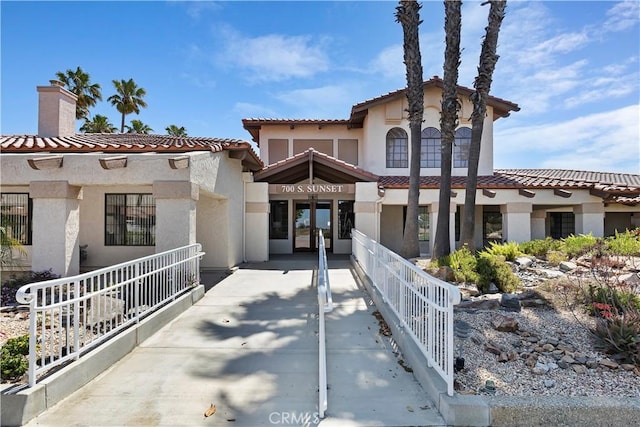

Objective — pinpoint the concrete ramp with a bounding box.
[24,256,444,427]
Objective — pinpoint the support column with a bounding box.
[355,182,380,241]
[430,201,457,254]
[153,181,198,253]
[29,181,82,277]
[574,203,604,237]
[245,180,269,262]
[531,210,547,240]
[501,203,532,243]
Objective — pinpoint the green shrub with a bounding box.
[1,269,60,305]
[483,241,522,262]
[546,250,568,266]
[476,253,519,293]
[604,229,640,256]
[519,237,562,257]
[561,233,600,258]
[444,247,479,284]
[592,314,640,366]
[587,283,640,313]
[0,335,29,380]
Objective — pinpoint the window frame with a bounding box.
[420,127,441,168]
[338,200,355,240]
[386,127,408,168]
[453,127,471,168]
[104,193,156,247]
[0,193,33,245]
[269,200,289,240]
[402,206,430,242]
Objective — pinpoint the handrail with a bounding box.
[351,229,461,396]
[317,230,333,419]
[16,243,204,387]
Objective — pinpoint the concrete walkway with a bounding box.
[24,256,445,427]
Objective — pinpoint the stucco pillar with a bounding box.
[245,180,269,262]
[29,181,82,277]
[430,202,457,254]
[531,210,547,240]
[355,182,380,241]
[153,181,198,253]
[574,202,604,237]
[501,203,532,243]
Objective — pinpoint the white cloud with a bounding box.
[274,85,353,118]
[218,30,330,82]
[495,105,640,173]
[232,102,278,119]
[603,0,640,33]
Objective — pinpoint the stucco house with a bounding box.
[1,78,639,277]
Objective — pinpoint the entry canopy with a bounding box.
[254,148,379,184]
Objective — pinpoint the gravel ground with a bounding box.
[453,301,640,398]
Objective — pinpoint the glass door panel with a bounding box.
[315,201,332,250]
[294,203,311,251]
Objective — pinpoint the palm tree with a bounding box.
[79,115,117,133]
[396,0,424,259]
[55,66,102,120]
[165,125,188,137]
[125,119,154,134]
[108,79,148,133]
[459,0,507,251]
[432,0,462,260]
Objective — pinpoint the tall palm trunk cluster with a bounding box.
[396,0,425,259]
[460,0,507,250]
[432,0,462,260]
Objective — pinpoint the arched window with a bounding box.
[454,127,471,168]
[386,127,408,168]
[420,127,441,168]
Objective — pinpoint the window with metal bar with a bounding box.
[386,127,408,168]
[421,127,441,168]
[0,193,32,245]
[105,194,155,246]
[338,200,355,239]
[402,206,430,241]
[454,127,471,168]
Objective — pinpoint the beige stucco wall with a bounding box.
[244,179,269,262]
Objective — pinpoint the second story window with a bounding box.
[454,127,471,168]
[420,127,441,168]
[386,127,408,168]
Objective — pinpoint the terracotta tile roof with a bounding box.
[350,76,520,125]
[241,118,350,145]
[379,169,640,205]
[0,133,264,170]
[254,148,378,184]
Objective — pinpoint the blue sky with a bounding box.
[1,0,639,173]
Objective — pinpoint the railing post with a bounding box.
[27,297,37,388]
[73,280,80,360]
[134,262,140,324]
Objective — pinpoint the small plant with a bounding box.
[592,313,640,366]
[561,233,600,258]
[476,253,519,293]
[483,241,522,262]
[546,250,568,266]
[0,335,29,380]
[1,269,60,306]
[439,247,479,283]
[519,237,562,258]
[604,229,640,256]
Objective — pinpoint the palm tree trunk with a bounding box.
[460,0,507,251]
[120,113,126,133]
[396,0,424,259]
[432,0,462,260]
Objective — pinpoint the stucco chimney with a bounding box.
[37,80,78,137]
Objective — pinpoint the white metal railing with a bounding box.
[317,230,333,419]
[351,229,461,396]
[16,244,204,387]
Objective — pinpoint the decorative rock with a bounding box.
[525,355,538,368]
[560,355,576,364]
[500,294,522,312]
[515,257,534,269]
[470,332,485,345]
[457,298,500,311]
[535,268,565,279]
[619,272,640,286]
[557,360,570,369]
[458,283,481,298]
[572,364,587,374]
[621,364,636,371]
[498,352,510,363]
[485,341,506,355]
[547,362,559,370]
[544,379,556,388]
[487,282,500,294]
[542,343,555,352]
[532,361,550,375]
[492,314,519,332]
[599,359,620,369]
[438,266,456,282]
[559,261,578,272]
[586,359,599,369]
